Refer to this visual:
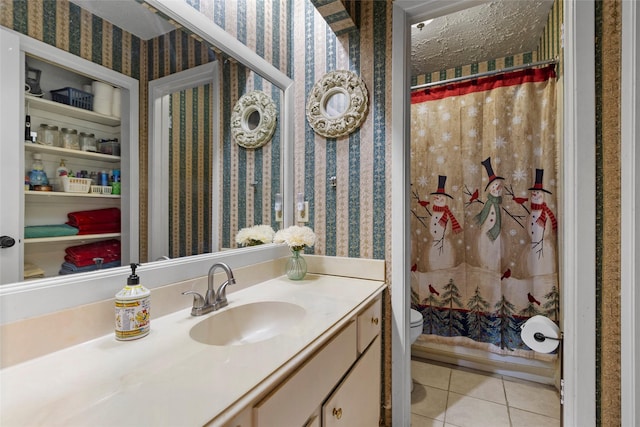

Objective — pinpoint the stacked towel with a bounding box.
[63,239,121,268]
[66,208,120,235]
[24,224,79,239]
[59,260,121,275]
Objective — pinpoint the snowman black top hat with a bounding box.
[528,168,552,194]
[430,175,453,199]
[481,157,504,191]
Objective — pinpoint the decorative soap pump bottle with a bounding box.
[115,263,151,341]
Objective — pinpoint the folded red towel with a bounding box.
[65,239,121,266]
[67,208,121,227]
[70,222,121,235]
[64,253,120,267]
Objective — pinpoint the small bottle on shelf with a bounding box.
[56,159,69,177]
[28,153,49,187]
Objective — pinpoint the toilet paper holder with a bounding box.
[533,331,563,342]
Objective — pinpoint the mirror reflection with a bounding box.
[323,90,348,118]
[1,0,286,288]
[246,110,261,130]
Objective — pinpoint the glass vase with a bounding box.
[285,249,307,280]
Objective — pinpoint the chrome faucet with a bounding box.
[182,262,236,316]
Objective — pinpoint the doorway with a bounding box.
[148,62,220,261]
[391,2,596,426]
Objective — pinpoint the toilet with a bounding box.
[410,308,423,344]
[409,308,424,391]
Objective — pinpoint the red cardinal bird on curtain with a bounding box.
[428,284,440,296]
[527,292,541,305]
[501,269,511,280]
[468,189,479,203]
[512,196,528,205]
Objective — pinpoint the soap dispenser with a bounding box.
[115,263,151,341]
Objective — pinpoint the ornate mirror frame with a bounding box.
[231,90,277,149]
[306,70,368,138]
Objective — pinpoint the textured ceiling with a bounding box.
[69,0,175,40]
[411,0,555,76]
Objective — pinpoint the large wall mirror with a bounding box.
[0,0,294,322]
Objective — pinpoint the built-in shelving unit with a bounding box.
[22,56,124,279]
[25,190,121,199]
[24,142,120,163]
[25,94,120,126]
[24,233,122,244]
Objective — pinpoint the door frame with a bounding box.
[621,1,639,425]
[390,2,597,425]
[148,62,220,261]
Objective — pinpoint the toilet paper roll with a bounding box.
[92,81,114,115]
[520,315,561,353]
[111,88,121,118]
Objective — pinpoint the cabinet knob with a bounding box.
[332,407,343,419]
[0,236,16,249]
[371,317,379,325]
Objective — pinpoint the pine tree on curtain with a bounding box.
[410,66,559,358]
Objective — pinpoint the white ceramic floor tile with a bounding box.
[449,369,506,404]
[510,407,561,427]
[445,392,511,427]
[411,413,445,427]
[411,360,451,390]
[411,383,448,421]
[503,378,561,419]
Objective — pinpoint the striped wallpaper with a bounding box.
[292,0,392,264]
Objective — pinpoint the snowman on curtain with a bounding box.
[475,157,505,272]
[520,168,558,277]
[427,175,463,270]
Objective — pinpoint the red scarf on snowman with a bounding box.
[530,202,557,231]
[433,205,463,233]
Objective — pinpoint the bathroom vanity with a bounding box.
[0,273,385,426]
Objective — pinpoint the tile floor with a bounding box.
[411,358,561,427]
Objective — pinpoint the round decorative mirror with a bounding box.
[231,90,277,149]
[306,70,368,138]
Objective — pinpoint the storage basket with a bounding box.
[50,87,94,111]
[90,185,113,195]
[61,177,92,193]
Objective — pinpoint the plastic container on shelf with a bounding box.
[60,128,80,150]
[50,87,94,111]
[61,176,92,193]
[36,124,60,147]
[79,132,97,152]
[98,139,120,156]
[90,185,113,195]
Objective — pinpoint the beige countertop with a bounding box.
[0,274,385,426]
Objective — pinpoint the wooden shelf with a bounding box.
[24,143,121,163]
[25,94,120,127]
[25,190,121,199]
[24,233,121,244]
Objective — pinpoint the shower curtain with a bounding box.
[410,65,559,358]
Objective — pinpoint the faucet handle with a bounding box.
[182,290,205,309]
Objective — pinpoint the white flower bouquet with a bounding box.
[274,225,316,252]
[235,224,275,247]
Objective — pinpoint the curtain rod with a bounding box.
[411,58,558,91]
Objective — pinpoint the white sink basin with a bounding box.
[189,301,306,346]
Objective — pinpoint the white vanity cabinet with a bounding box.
[246,297,382,427]
[0,28,139,284]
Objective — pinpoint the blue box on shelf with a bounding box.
[50,87,94,111]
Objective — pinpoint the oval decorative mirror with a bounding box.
[231,90,277,149]
[306,70,368,138]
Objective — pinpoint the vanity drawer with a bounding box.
[253,321,357,427]
[322,335,381,427]
[357,298,381,353]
